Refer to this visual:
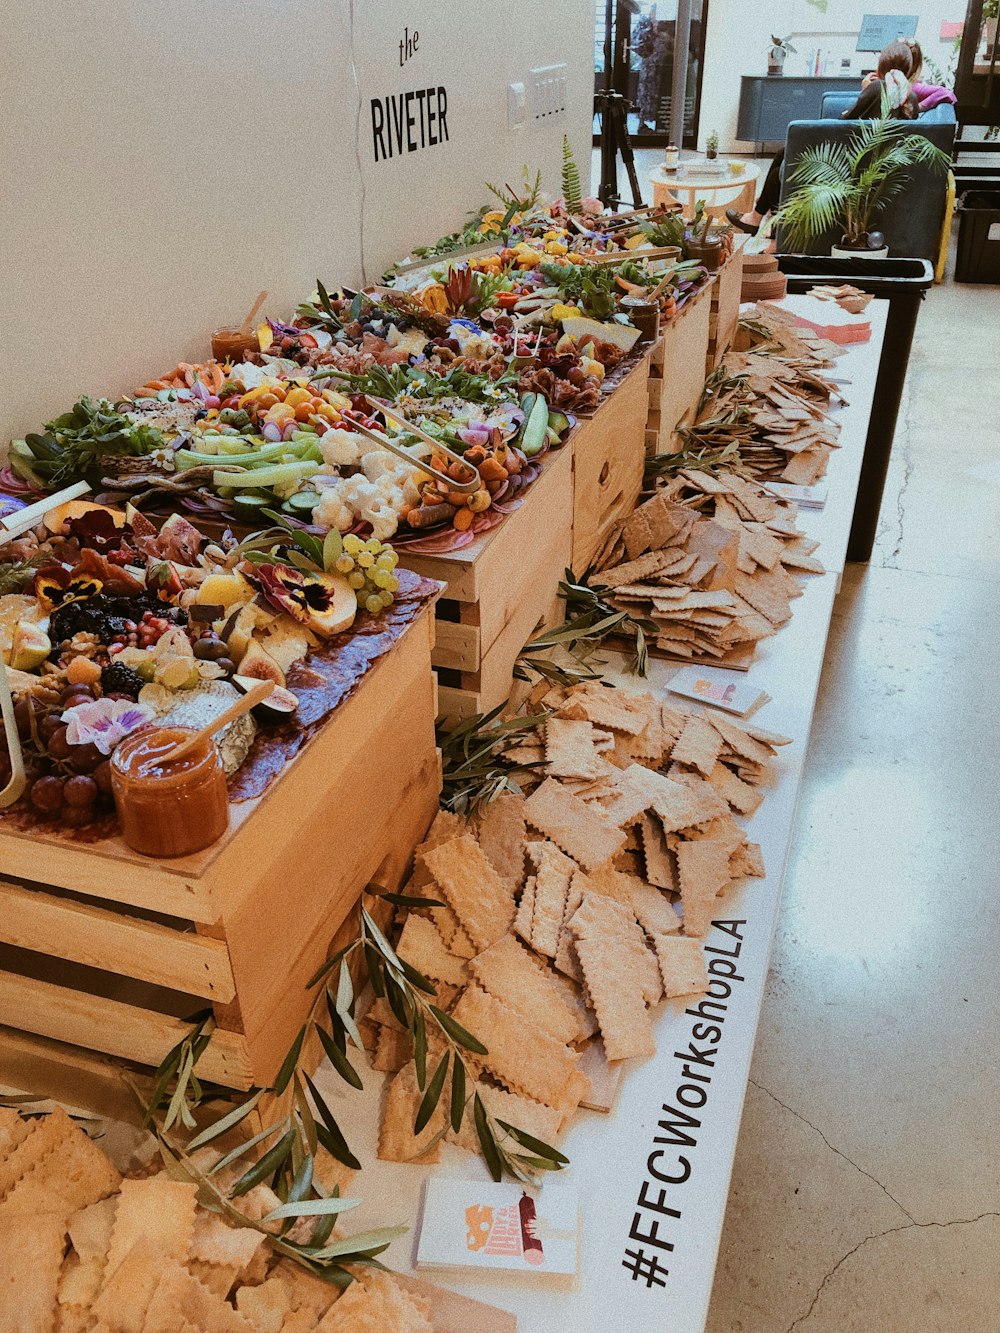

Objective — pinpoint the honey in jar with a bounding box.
[210,328,260,363]
[111,726,229,858]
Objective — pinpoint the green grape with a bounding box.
[384,574,399,593]
[375,551,398,571]
[364,538,382,554]
[343,534,364,555]
[356,551,375,569]
[335,555,354,575]
[378,590,394,608]
[348,571,366,590]
[371,569,393,590]
[365,594,383,614]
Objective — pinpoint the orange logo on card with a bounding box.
[465,1193,545,1264]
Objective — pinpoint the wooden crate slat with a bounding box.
[214,616,440,1056]
[0,1025,149,1125]
[571,353,650,572]
[646,283,713,457]
[0,834,218,923]
[0,880,236,1003]
[708,238,746,372]
[0,971,253,1088]
[432,618,481,673]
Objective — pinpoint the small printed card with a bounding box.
[416,1178,579,1277]
[765,481,828,510]
[666,665,769,717]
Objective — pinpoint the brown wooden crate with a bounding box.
[647,282,713,456]
[571,353,650,572]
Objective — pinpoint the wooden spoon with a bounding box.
[0,656,27,809]
[159,680,274,764]
[238,290,269,337]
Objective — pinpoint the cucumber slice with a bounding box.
[284,491,318,513]
[231,493,272,514]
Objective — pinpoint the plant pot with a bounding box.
[687,237,723,271]
[831,244,889,260]
[706,149,718,160]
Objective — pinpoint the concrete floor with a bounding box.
[588,149,1000,1327]
[701,263,1000,1325]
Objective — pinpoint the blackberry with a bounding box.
[50,593,184,646]
[99,663,145,699]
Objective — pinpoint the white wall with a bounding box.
[354,1,595,278]
[0,1,593,444]
[699,0,966,152]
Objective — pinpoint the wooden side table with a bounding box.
[649,162,761,218]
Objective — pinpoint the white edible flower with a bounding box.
[320,429,366,467]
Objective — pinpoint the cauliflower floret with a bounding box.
[362,502,401,542]
[321,429,366,468]
[360,449,397,481]
[313,485,355,533]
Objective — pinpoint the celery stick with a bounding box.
[214,461,319,490]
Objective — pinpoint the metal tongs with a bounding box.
[348,397,482,496]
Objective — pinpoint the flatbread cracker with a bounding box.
[670,714,724,776]
[654,935,710,997]
[372,1024,413,1073]
[707,761,764,816]
[639,812,677,890]
[525,779,626,871]
[447,1082,563,1155]
[315,1271,432,1332]
[471,791,527,884]
[528,841,575,957]
[628,880,681,938]
[395,914,467,987]
[544,718,608,779]
[0,1210,66,1333]
[451,986,580,1108]
[105,1177,197,1280]
[675,840,733,937]
[378,1064,446,1164]
[422,834,516,952]
[469,934,579,1045]
[572,933,655,1062]
[513,874,536,945]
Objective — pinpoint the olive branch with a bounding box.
[141,890,567,1282]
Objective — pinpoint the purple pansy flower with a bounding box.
[62,698,155,756]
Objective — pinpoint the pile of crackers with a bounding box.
[370,680,789,1156]
[0,1105,429,1332]
[592,487,820,668]
[680,303,846,487]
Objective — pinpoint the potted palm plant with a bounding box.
[776,111,950,258]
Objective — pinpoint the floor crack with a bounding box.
[784,1213,1000,1332]
[750,1079,915,1221]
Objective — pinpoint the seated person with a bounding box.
[728,40,917,236]
[903,38,958,111]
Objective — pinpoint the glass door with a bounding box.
[594,0,708,147]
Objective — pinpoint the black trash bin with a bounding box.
[776,255,934,563]
[955,190,1000,285]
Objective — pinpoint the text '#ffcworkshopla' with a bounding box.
[622,918,748,1291]
[371,86,449,162]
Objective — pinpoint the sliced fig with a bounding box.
[236,639,285,687]
[232,674,298,714]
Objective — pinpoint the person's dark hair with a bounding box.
[878,40,914,78]
[903,38,923,80]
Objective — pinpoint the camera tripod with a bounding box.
[596,88,644,212]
